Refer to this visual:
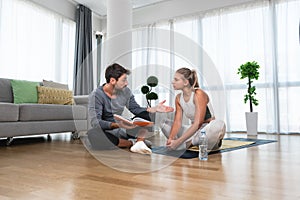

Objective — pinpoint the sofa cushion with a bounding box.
[37,86,74,105]
[42,79,69,90]
[0,103,19,122]
[74,95,89,105]
[11,79,40,104]
[19,104,86,121]
[0,78,13,103]
[0,120,87,137]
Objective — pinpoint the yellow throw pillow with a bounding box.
[37,86,74,105]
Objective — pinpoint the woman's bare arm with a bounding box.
[167,94,183,141]
[176,89,209,143]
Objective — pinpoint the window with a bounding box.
[0,0,75,88]
[132,0,300,133]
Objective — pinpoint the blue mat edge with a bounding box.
[152,137,277,159]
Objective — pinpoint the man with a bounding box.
[88,63,174,154]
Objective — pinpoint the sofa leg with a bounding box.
[72,131,80,140]
[47,134,52,141]
[6,137,14,146]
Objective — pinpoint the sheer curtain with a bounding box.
[132,23,174,108]
[275,0,300,133]
[0,0,76,88]
[132,0,300,134]
[173,17,226,122]
[200,0,300,134]
[200,1,277,133]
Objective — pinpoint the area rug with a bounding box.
[151,137,277,159]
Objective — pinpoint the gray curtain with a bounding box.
[96,34,102,87]
[73,5,93,95]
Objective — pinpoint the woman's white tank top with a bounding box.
[179,92,195,123]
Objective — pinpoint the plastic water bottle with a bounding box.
[198,130,208,161]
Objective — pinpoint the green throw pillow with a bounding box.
[10,79,40,104]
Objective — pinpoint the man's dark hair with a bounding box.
[105,63,131,83]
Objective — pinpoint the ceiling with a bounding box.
[70,0,171,17]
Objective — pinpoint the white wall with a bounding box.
[91,0,258,31]
[132,0,257,26]
[29,0,104,36]
[29,0,257,31]
[92,13,103,32]
[30,0,77,21]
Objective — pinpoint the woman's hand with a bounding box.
[166,138,181,150]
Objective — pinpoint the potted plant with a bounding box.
[237,61,260,135]
[141,76,158,107]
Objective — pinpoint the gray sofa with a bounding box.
[0,78,89,145]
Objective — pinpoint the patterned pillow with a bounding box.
[37,86,74,105]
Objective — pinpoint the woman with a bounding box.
[160,67,226,151]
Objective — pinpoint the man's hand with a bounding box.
[150,100,174,113]
[117,121,137,129]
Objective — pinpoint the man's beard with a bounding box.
[115,85,126,93]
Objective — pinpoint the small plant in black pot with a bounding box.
[141,76,158,107]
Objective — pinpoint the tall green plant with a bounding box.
[237,61,260,112]
[141,76,158,107]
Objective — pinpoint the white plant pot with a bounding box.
[245,112,258,135]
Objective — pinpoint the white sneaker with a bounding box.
[130,141,152,154]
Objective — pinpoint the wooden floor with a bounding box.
[0,132,299,200]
